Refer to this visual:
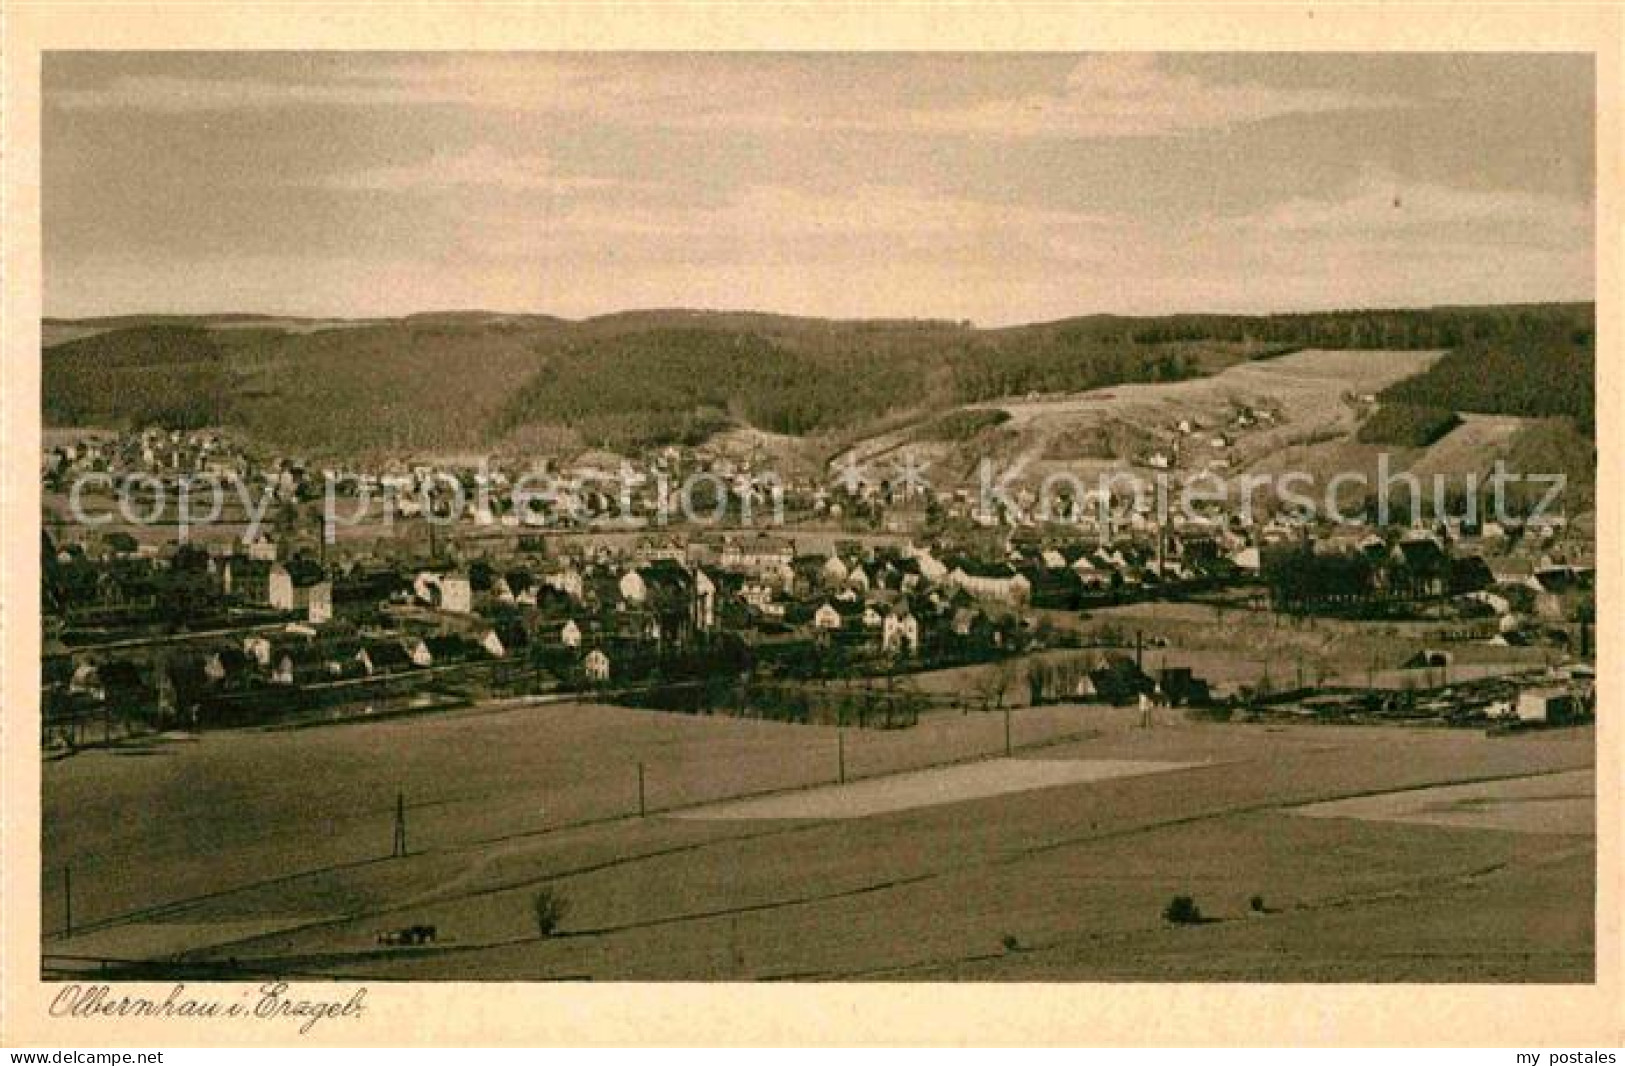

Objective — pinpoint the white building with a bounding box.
[882,609,920,654]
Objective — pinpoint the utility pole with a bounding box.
[637,762,647,817]
[392,791,407,858]
[63,866,72,938]
[837,731,846,784]
[1004,704,1012,756]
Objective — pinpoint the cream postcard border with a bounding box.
[2,2,1620,1047]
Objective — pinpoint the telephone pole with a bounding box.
[392,791,407,858]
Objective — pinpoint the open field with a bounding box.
[1295,769,1593,836]
[42,699,1593,982]
[833,349,1446,487]
[675,758,1200,820]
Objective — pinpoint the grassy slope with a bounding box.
[42,703,1593,981]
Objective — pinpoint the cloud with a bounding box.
[1221,169,1592,244]
[903,55,1404,138]
[464,180,1118,261]
[50,54,1403,140]
[315,145,640,195]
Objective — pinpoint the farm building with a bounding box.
[1515,688,1580,724]
[269,560,333,623]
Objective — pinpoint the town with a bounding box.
[42,419,1595,747]
[29,50,1601,993]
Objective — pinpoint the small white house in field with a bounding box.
[584,648,611,682]
[813,603,842,630]
[439,572,474,614]
[561,619,583,648]
[1516,688,1577,724]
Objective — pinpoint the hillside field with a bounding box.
[42,699,1594,982]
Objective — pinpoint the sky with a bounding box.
[43,52,1595,325]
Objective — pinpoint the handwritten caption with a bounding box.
[51,983,368,1036]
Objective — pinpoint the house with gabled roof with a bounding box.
[584,647,611,682]
[882,606,920,655]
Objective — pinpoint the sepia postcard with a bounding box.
[2,1,1621,1049]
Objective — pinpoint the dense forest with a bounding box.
[948,334,1203,403]
[41,302,1595,456]
[1379,320,1595,434]
[1355,404,1462,448]
[42,326,231,430]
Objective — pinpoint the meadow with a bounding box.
[42,698,1594,982]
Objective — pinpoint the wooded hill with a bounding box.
[42,302,1594,458]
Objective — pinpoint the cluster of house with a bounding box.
[1261,523,1594,635]
[41,527,1041,729]
[41,501,1599,737]
[39,423,1595,735]
[42,428,304,501]
[1141,404,1277,472]
[44,428,842,529]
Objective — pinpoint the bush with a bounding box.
[1163,894,1204,925]
[911,408,1011,442]
[532,887,569,937]
[1249,894,1266,913]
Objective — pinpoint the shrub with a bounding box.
[532,887,569,937]
[912,408,1011,442]
[1163,894,1203,925]
[1249,894,1266,913]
